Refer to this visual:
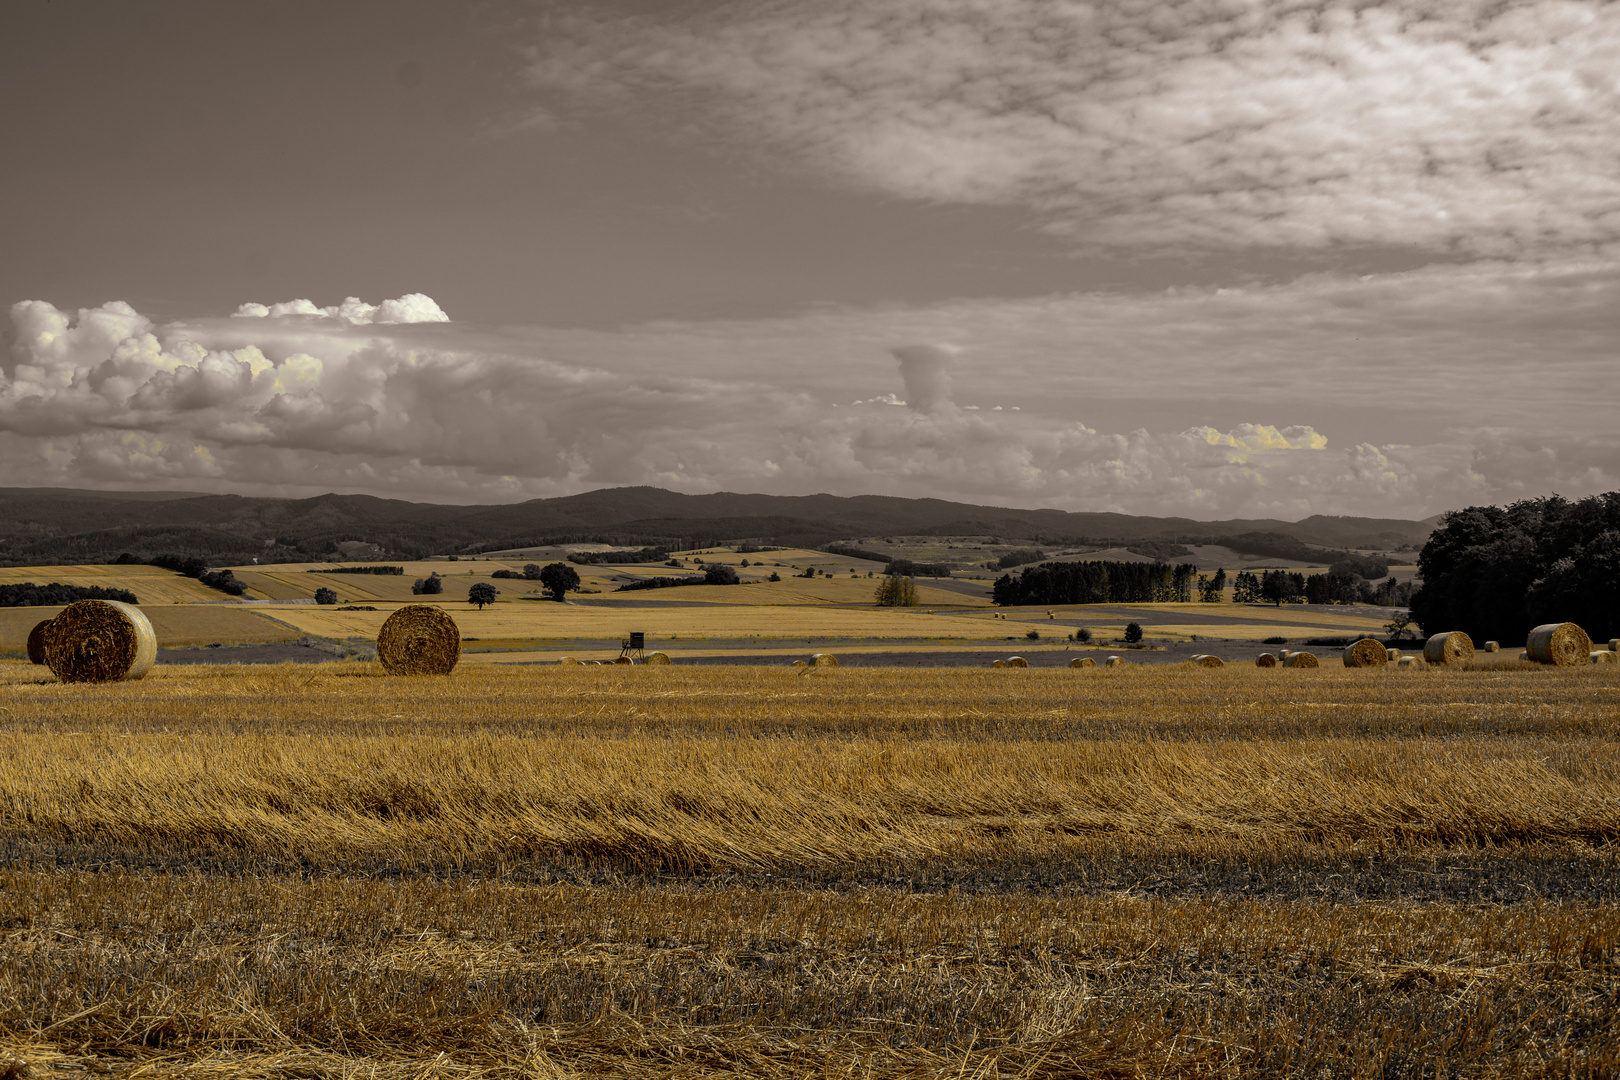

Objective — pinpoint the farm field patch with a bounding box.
[0,563,221,605]
[1,661,1616,1076]
[0,604,300,652]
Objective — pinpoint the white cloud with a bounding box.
[524,0,1620,259]
[232,292,449,325]
[4,291,1615,516]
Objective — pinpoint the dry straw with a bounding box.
[26,618,53,665]
[1284,651,1319,668]
[42,599,157,683]
[810,653,839,668]
[1255,653,1278,667]
[643,651,671,665]
[1342,638,1389,668]
[1104,656,1124,667]
[1190,654,1224,668]
[1423,631,1475,666]
[1592,651,1617,665]
[1006,656,1029,668]
[377,605,461,676]
[1069,656,1096,668]
[1525,622,1592,667]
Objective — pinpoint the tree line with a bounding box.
[993,560,1200,606]
[1412,492,1619,645]
[0,582,139,607]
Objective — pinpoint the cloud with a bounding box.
[232,292,450,325]
[524,0,1620,259]
[5,289,1616,517]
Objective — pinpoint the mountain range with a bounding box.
[0,486,1439,566]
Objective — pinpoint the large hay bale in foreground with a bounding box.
[1069,656,1096,668]
[1342,638,1388,668]
[1284,651,1319,668]
[1190,654,1224,668]
[43,600,157,683]
[1423,631,1475,666]
[1525,622,1592,667]
[810,653,839,668]
[1104,656,1123,667]
[1592,650,1617,665]
[1255,652,1278,667]
[1006,656,1029,668]
[26,618,54,665]
[377,605,461,676]
[643,651,671,665]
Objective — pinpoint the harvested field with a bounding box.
[3,659,1617,1077]
[1,604,300,652]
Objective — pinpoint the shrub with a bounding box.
[703,563,740,586]
[314,588,337,605]
[1123,622,1144,644]
[1025,628,1040,641]
[1076,627,1092,643]
[412,574,443,595]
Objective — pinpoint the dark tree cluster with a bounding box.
[996,548,1045,569]
[885,560,952,578]
[150,554,246,596]
[992,560,1197,606]
[411,573,444,595]
[0,582,139,607]
[821,543,891,563]
[567,548,671,565]
[311,566,404,575]
[1412,493,1620,645]
[1230,568,1414,608]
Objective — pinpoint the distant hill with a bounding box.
[0,486,1435,566]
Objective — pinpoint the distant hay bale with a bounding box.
[791,660,809,668]
[1386,648,1402,661]
[1611,639,1619,653]
[1423,631,1475,666]
[1069,657,1096,668]
[1279,650,1294,661]
[643,651,671,665]
[990,659,1007,668]
[1006,656,1029,668]
[1190,654,1224,667]
[1342,638,1389,668]
[810,653,839,668]
[612,656,633,665]
[1284,651,1319,668]
[1104,656,1124,667]
[1484,641,1500,653]
[1397,655,1422,668]
[26,618,53,665]
[1255,653,1278,667]
[1592,650,1617,665]
[557,656,581,665]
[377,604,461,676]
[1525,622,1592,667]
[43,599,157,683]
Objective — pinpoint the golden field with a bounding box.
[2,659,1618,1077]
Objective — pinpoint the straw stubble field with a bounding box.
[2,660,1617,1077]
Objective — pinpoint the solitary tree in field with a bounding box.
[522,563,542,580]
[1123,621,1144,644]
[314,587,337,605]
[538,562,581,602]
[468,582,497,609]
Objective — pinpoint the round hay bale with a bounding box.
[1255,652,1278,667]
[1006,656,1029,668]
[1342,638,1388,668]
[1279,649,1294,660]
[990,659,1006,668]
[1069,656,1096,668]
[791,659,809,668]
[377,604,461,676]
[1610,638,1619,653]
[1423,631,1474,666]
[26,618,54,665]
[643,651,671,665]
[1386,648,1402,661]
[1525,622,1592,667]
[43,599,157,683]
[557,656,581,665]
[1484,641,1500,653]
[1104,656,1123,667]
[1283,651,1319,668]
[1397,655,1422,668]
[810,653,839,668]
[612,656,633,665]
[1190,654,1224,668]
[1592,650,1617,665]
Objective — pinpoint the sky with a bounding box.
[2,0,1616,520]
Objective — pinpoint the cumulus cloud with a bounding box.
[5,290,1615,516]
[232,293,449,325]
[524,0,1620,259]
